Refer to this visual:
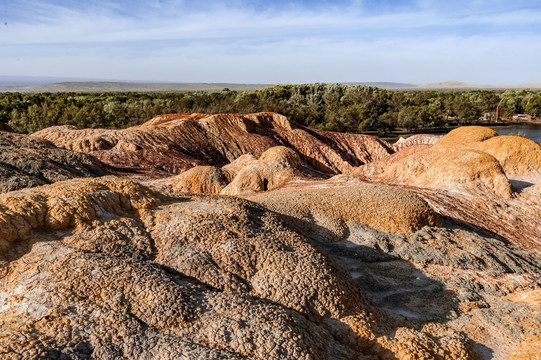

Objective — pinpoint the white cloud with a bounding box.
[1,0,540,83]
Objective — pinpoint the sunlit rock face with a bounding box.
[1,118,540,359]
[0,177,478,359]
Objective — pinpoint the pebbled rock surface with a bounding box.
[247,179,440,237]
[2,122,541,359]
[362,126,541,250]
[32,112,394,176]
[0,131,108,193]
[171,146,328,196]
[393,134,442,151]
[0,176,479,360]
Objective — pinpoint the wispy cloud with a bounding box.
[1,0,540,83]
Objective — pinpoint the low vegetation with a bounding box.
[1,84,540,134]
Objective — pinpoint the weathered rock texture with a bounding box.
[0,177,477,359]
[3,120,541,359]
[247,181,440,238]
[0,131,108,193]
[239,174,541,360]
[32,112,394,176]
[171,166,231,194]
[221,146,316,195]
[393,134,443,151]
[171,146,327,196]
[361,126,541,250]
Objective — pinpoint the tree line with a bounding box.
[1,84,541,134]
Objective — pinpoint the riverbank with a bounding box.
[378,120,541,143]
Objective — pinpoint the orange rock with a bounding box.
[171,166,231,194]
[433,126,498,148]
[247,181,440,237]
[472,135,541,176]
[509,335,541,360]
[384,147,512,197]
[221,146,308,195]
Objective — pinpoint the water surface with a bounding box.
[496,123,541,142]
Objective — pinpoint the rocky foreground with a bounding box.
[1,113,540,359]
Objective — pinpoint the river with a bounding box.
[496,123,541,142]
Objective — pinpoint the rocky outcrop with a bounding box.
[381,147,513,198]
[316,217,541,360]
[247,180,440,237]
[375,127,541,198]
[471,135,541,176]
[0,131,108,193]
[171,146,326,196]
[393,134,442,151]
[0,177,477,359]
[434,126,498,148]
[3,120,541,359]
[221,146,310,195]
[171,166,231,194]
[32,112,394,176]
[358,126,541,250]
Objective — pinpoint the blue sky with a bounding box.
[1,0,540,84]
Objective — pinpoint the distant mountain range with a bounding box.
[1,76,541,92]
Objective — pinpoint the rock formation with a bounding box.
[355,127,541,249]
[221,146,312,195]
[393,134,442,151]
[247,180,440,238]
[171,146,326,196]
[1,116,540,359]
[0,131,108,193]
[0,177,477,359]
[32,112,394,176]
[171,165,231,194]
[374,127,541,198]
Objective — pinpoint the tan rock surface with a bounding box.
[433,126,498,148]
[0,177,478,359]
[508,335,541,360]
[171,166,231,194]
[353,144,432,178]
[3,122,541,359]
[356,126,541,250]
[247,180,440,237]
[471,135,541,176]
[381,147,513,197]
[221,146,309,195]
[393,134,442,151]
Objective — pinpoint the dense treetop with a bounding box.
[1,84,539,134]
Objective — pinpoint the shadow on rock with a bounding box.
[318,239,460,324]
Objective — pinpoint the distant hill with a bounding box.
[0,81,274,93]
[0,79,416,93]
[2,76,541,92]
[343,82,417,89]
[419,81,485,89]
[418,80,541,90]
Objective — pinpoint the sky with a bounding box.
[0,0,540,84]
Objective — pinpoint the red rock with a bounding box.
[32,112,394,176]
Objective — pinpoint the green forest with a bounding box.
[1,84,541,134]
